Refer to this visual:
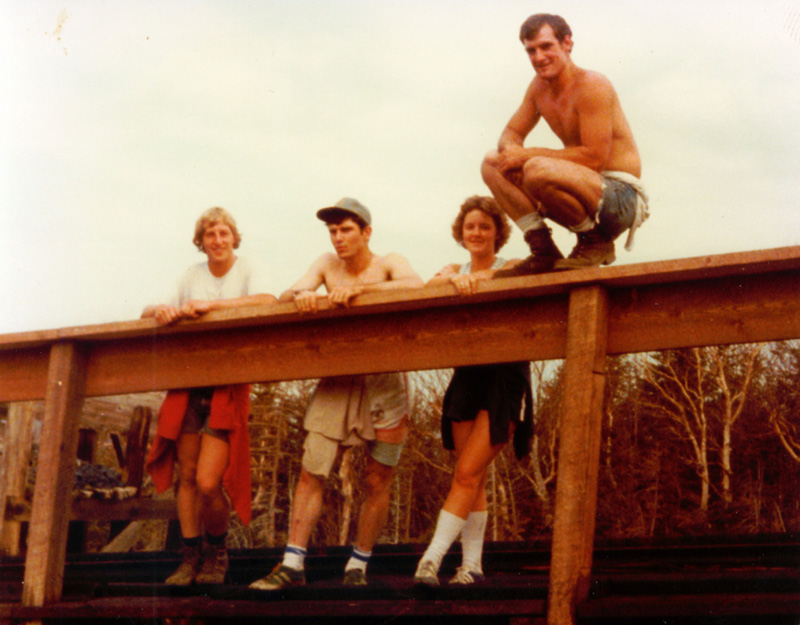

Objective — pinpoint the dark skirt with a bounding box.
[441,362,534,460]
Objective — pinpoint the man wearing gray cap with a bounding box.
[249,197,423,591]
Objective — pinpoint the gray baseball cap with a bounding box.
[316,197,372,226]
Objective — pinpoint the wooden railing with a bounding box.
[2,246,799,625]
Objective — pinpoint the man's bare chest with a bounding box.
[537,95,580,145]
[325,263,389,288]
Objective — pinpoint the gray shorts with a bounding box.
[597,175,637,240]
[180,388,229,442]
[302,431,404,478]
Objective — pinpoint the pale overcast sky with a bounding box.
[2,0,799,334]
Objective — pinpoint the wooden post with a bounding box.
[22,342,87,607]
[0,402,36,556]
[123,406,152,489]
[547,285,609,625]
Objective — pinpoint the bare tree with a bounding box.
[764,341,800,464]
[639,349,713,513]
[713,345,762,505]
[516,361,558,517]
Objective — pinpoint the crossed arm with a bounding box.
[493,75,615,174]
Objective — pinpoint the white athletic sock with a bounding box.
[514,212,546,234]
[460,510,488,573]
[345,546,371,572]
[420,510,467,571]
[282,544,307,570]
[570,216,595,233]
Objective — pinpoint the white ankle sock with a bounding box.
[570,216,595,233]
[421,510,466,570]
[282,544,307,570]
[460,511,488,573]
[345,546,371,572]
[514,212,546,234]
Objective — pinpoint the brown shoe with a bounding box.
[165,543,202,586]
[554,227,615,270]
[494,227,563,278]
[195,543,229,584]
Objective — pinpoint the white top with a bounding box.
[458,257,507,274]
[159,255,272,307]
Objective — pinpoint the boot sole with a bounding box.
[553,254,616,271]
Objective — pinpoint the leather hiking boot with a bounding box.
[165,543,202,586]
[195,543,229,584]
[494,227,563,278]
[554,227,615,270]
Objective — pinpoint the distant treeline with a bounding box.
[234,339,800,548]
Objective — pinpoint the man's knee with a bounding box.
[195,470,223,498]
[363,462,393,499]
[177,461,199,487]
[481,150,502,183]
[522,156,556,188]
[296,467,324,495]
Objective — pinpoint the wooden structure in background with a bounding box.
[1,246,799,624]
[0,403,36,556]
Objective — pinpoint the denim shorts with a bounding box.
[597,175,637,240]
[180,388,229,442]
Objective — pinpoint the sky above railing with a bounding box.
[2,0,799,334]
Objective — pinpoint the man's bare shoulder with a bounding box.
[377,251,411,263]
[574,69,616,99]
[526,76,547,100]
[310,251,342,270]
[376,251,416,271]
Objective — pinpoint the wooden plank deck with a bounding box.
[1,538,798,623]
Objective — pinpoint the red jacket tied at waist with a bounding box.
[145,385,252,525]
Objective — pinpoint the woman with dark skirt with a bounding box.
[413,196,533,586]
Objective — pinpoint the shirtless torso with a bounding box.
[481,16,644,273]
[281,216,422,311]
[524,68,641,177]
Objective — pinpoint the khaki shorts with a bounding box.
[302,430,405,478]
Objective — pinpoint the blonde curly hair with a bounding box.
[192,207,242,252]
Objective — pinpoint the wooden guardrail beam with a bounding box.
[1,247,799,403]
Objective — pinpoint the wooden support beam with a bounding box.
[123,406,152,489]
[547,286,609,625]
[22,342,87,607]
[0,402,36,556]
[5,496,177,522]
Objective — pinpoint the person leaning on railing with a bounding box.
[142,207,276,586]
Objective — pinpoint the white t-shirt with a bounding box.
[160,255,272,307]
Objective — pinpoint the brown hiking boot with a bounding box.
[554,227,616,270]
[165,543,202,586]
[195,543,229,584]
[493,227,563,278]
